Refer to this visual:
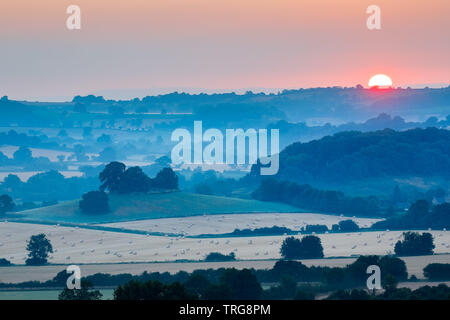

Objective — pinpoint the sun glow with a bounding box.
[368,74,393,88]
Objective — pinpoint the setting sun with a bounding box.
[368,74,393,88]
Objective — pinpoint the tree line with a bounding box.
[252,178,380,217]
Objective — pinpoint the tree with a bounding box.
[423,264,450,281]
[280,236,324,259]
[114,280,195,300]
[0,194,14,216]
[26,234,53,265]
[153,167,178,190]
[338,220,360,232]
[270,260,311,282]
[394,232,435,256]
[99,161,126,192]
[184,273,211,298]
[58,280,103,300]
[13,146,32,163]
[115,167,152,194]
[220,269,262,300]
[2,174,22,190]
[79,191,109,214]
[205,252,236,262]
[408,200,430,227]
[382,274,398,294]
[346,255,407,287]
[0,258,11,266]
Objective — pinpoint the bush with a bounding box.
[280,236,324,259]
[302,224,329,234]
[338,220,359,232]
[204,252,236,262]
[231,226,293,236]
[269,260,311,282]
[0,258,12,266]
[394,232,435,256]
[423,264,450,281]
[79,191,109,214]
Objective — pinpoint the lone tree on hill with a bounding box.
[114,166,152,194]
[153,167,178,190]
[26,234,53,265]
[99,162,179,195]
[79,191,109,214]
[99,161,126,192]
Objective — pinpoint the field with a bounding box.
[98,213,381,236]
[1,221,449,269]
[9,192,299,224]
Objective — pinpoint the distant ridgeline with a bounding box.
[2,86,450,127]
[250,127,450,184]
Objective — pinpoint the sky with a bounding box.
[0,0,449,101]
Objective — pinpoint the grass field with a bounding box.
[9,191,299,224]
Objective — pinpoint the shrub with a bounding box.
[394,232,435,256]
[204,252,236,262]
[0,258,12,266]
[423,264,450,281]
[79,191,109,214]
[338,220,359,232]
[280,236,324,259]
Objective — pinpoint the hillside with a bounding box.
[9,191,299,224]
[250,127,450,186]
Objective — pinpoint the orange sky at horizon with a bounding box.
[0,0,449,100]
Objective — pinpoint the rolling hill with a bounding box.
[250,127,450,185]
[9,191,299,224]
